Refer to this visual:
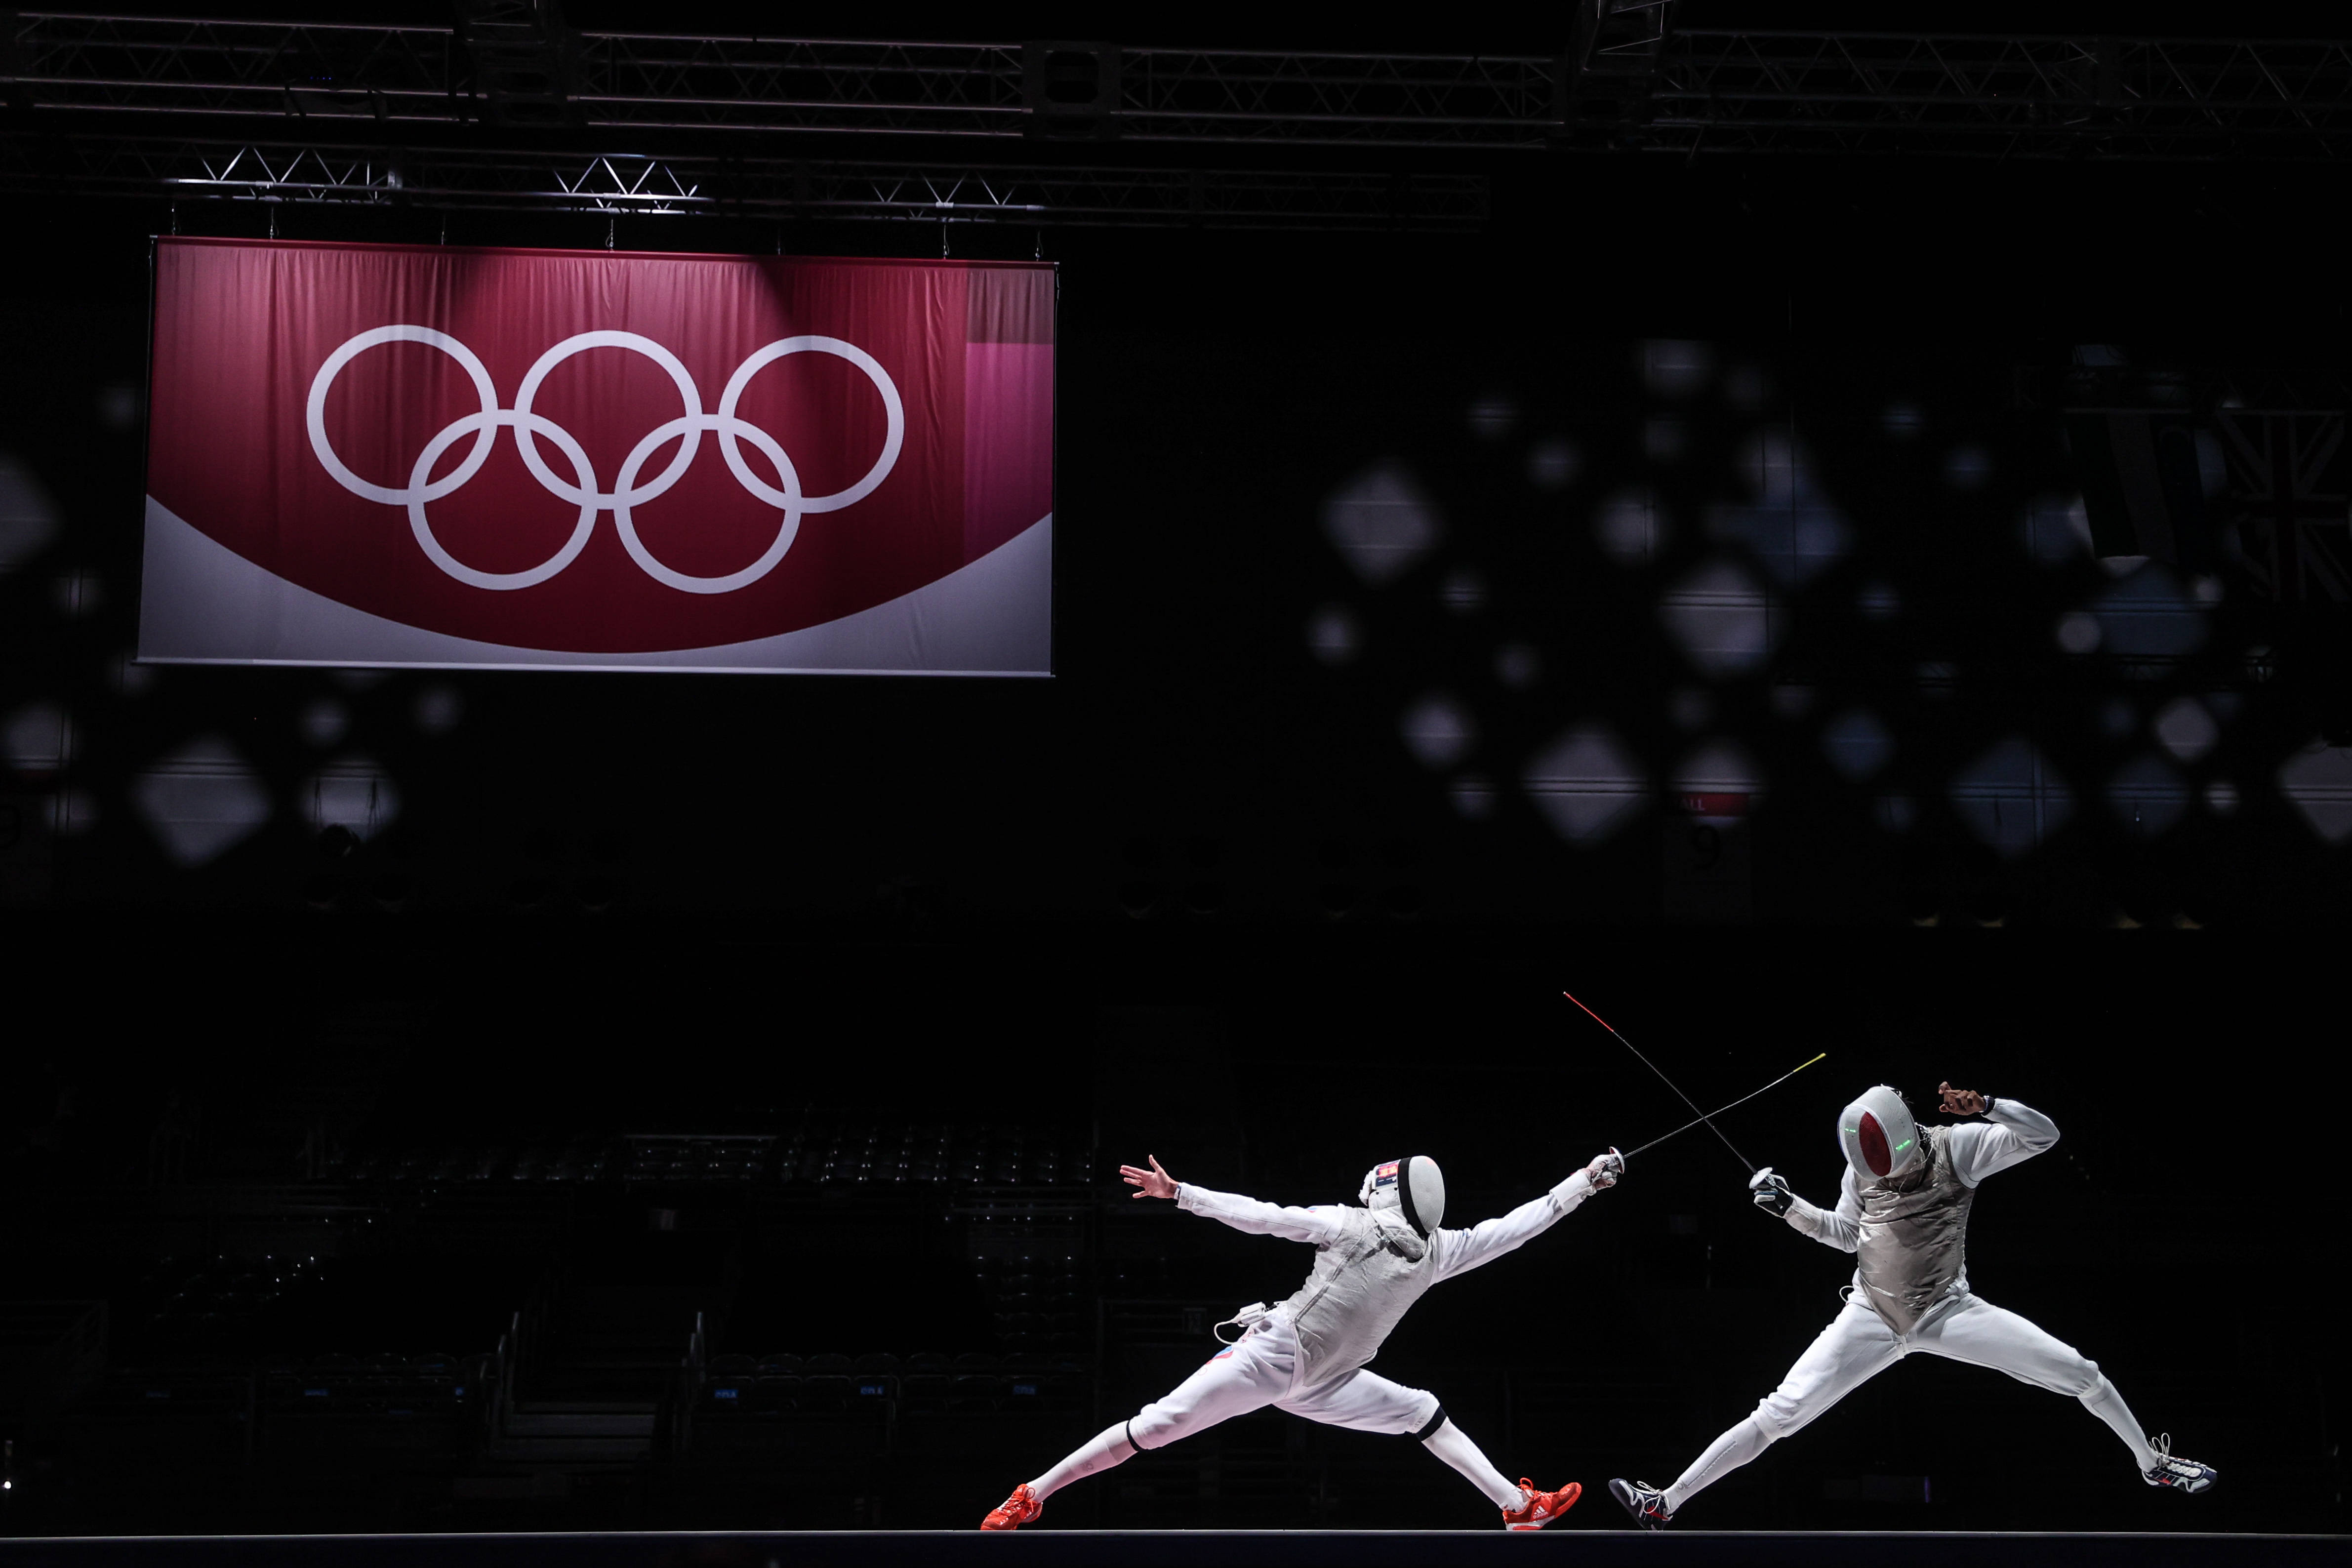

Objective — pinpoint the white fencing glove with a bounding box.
[1585,1148,1624,1190]
[1748,1166,1794,1216]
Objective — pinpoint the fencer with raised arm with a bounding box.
[982,1148,1624,1532]
[1610,1083,2216,1528]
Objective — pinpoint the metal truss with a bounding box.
[1649,33,2352,158]
[4,17,1556,147]
[0,134,1486,230]
[5,15,2350,231]
[9,14,2352,157]
[4,15,462,123]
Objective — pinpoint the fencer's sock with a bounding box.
[1420,1417,1525,1511]
[1608,1478,1671,1529]
[2079,1375,2159,1472]
[1026,1423,1137,1503]
[2142,1435,2218,1493]
[1663,1416,1770,1515]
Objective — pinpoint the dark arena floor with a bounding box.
[4,1534,2349,1568]
[9,1532,2352,1568]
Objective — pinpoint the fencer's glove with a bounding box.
[1748,1166,1794,1216]
[1585,1148,1624,1190]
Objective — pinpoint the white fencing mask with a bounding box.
[1837,1086,1921,1183]
[1360,1156,1445,1236]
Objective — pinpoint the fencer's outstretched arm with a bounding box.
[1429,1153,1622,1282]
[1121,1154,1348,1245]
[1174,1183,1349,1246]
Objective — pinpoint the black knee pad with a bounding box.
[1412,1406,1449,1443]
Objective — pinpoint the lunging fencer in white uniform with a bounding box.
[982,1148,1625,1531]
[1610,1082,2217,1528]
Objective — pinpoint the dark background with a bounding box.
[2,36,2349,1536]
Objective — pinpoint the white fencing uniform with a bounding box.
[1130,1308,1438,1446]
[1025,1169,1603,1512]
[1663,1098,2159,1516]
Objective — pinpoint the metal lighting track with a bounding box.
[1648,33,2352,159]
[3,19,1558,145]
[4,15,2351,228]
[0,134,1486,230]
[7,16,2351,154]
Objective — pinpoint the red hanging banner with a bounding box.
[138,238,1054,674]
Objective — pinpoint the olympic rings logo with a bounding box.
[305,327,904,595]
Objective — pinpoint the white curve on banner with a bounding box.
[304,327,905,595]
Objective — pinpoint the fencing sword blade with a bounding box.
[1564,989,1757,1173]
[1622,1051,1828,1162]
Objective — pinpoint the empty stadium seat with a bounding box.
[699,1375,753,1410]
[799,1373,852,1409]
[898,1374,952,1411]
[950,1374,1005,1410]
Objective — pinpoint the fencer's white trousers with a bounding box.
[1027,1312,1520,1510]
[1664,1289,2157,1515]
[1128,1312,1440,1447]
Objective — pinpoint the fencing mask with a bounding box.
[1360,1156,1445,1236]
[1837,1086,1922,1183]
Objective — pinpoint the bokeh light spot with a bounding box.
[1640,340,1714,398]
[1400,693,1476,770]
[1595,486,1667,565]
[2153,696,2219,762]
[1524,724,1648,844]
[2278,741,2352,844]
[1950,736,2072,859]
[1324,462,1441,584]
[1494,642,1540,689]
[131,736,272,867]
[1307,605,1361,666]
[1661,556,1778,677]
[1526,439,1580,490]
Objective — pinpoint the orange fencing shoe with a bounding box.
[1501,1478,1582,1530]
[980,1483,1043,1531]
